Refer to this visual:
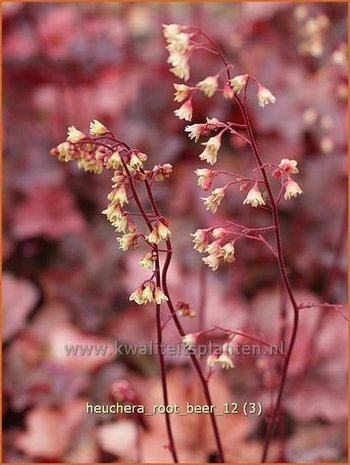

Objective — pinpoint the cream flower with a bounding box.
[142,282,155,304]
[202,187,225,213]
[202,253,220,271]
[108,185,128,206]
[113,214,128,233]
[146,222,171,244]
[195,168,214,191]
[222,243,235,263]
[196,76,218,98]
[174,83,192,102]
[257,85,276,108]
[168,52,190,81]
[217,353,234,370]
[166,32,190,54]
[139,252,155,270]
[67,126,86,143]
[185,123,205,143]
[129,152,144,171]
[243,185,265,208]
[284,179,303,200]
[106,151,123,170]
[191,229,209,253]
[56,142,72,162]
[229,74,248,94]
[174,100,193,121]
[89,120,109,136]
[117,232,138,251]
[182,333,198,350]
[157,222,171,240]
[212,228,227,240]
[162,24,182,41]
[199,135,221,165]
[153,287,168,305]
[129,287,145,305]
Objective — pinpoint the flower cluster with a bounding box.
[129,282,168,305]
[273,158,303,200]
[163,24,192,81]
[192,229,235,271]
[182,332,235,370]
[51,120,173,307]
[229,75,276,107]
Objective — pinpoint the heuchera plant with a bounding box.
[51,24,342,464]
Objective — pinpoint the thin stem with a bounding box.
[120,158,178,462]
[195,31,301,462]
[142,178,225,462]
[237,90,300,465]
[162,241,225,463]
[155,254,179,462]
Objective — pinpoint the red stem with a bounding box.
[162,240,226,463]
[120,157,179,462]
[194,29,301,462]
[142,178,225,462]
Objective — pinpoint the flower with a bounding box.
[129,152,145,171]
[223,82,234,99]
[185,123,205,143]
[257,85,276,108]
[199,135,221,165]
[117,232,138,251]
[229,74,248,94]
[129,286,145,305]
[182,333,199,350]
[55,142,72,162]
[212,228,228,239]
[284,178,303,200]
[106,151,123,170]
[195,168,214,191]
[129,282,166,306]
[278,158,299,174]
[202,242,224,271]
[202,253,221,271]
[206,242,223,256]
[163,24,182,41]
[166,32,190,54]
[170,56,190,81]
[191,229,209,253]
[243,185,266,208]
[154,287,168,304]
[153,163,173,181]
[196,76,218,97]
[175,301,196,318]
[222,243,235,263]
[139,252,156,269]
[174,83,192,102]
[108,185,129,206]
[157,222,171,240]
[217,353,234,370]
[142,282,155,304]
[202,187,225,213]
[174,99,193,121]
[67,126,86,143]
[146,222,171,244]
[89,120,109,136]
[113,215,128,233]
